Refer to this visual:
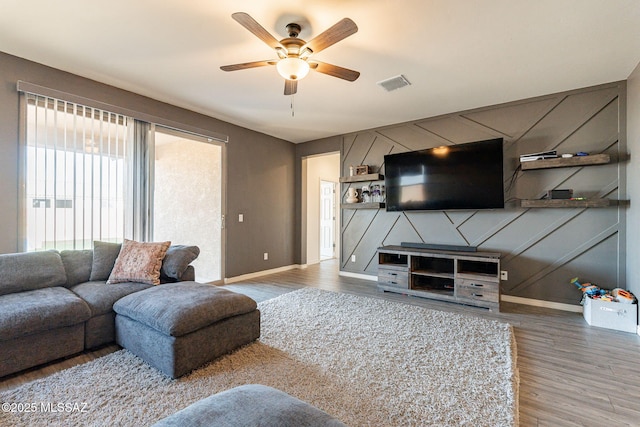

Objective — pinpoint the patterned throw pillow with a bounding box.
[107,239,171,285]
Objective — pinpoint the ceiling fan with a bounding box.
[220,12,360,95]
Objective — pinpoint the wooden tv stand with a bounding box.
[377,245,501,311]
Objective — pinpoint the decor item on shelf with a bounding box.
[361,185,370,202]
[519,150,558,163]
[371,184,382,202]
[346,188,359,203]
[546,189,573,200]
[349,165,354,176]
[355,165,370,175]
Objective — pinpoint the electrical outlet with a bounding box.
[238,214,244,223]
[351,255,356,262]
[263,252,268,261]
[500,270,508,281]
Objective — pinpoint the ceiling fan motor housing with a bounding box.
[286,23,301,38]
[281,37,306,56]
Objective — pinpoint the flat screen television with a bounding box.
[384,138,504,211]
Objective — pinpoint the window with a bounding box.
[19,86,227,258]
[22,94,129,250]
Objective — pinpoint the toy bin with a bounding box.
[583,296,638,333]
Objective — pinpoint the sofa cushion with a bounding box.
[0,251,67,297]
[89,241,122,281]
[113,282,257,336]
[107,239,171,285]
[70,281,153,316]
[60,249,93,287]
[151,384,347,427]
[0,287,91,341]
[160,245,200,281]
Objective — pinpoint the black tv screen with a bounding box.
[384,138,504,211]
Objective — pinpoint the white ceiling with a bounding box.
[1,0,639,143]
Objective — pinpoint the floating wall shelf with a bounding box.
[520,199,612,208]
[339,173,384,183]
[341,202,385,209]
[520,154,610,170]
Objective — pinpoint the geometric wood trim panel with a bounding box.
[340,82,626,306]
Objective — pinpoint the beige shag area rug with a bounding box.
[0,288,518,426]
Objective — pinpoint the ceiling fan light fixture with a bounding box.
[275,47,288,59]
[277,57,310,80]
[299,47,313,60]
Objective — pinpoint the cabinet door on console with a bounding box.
[378,268,409,289]
[455,278,499,305]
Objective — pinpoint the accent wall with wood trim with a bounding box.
[340,82,626,306]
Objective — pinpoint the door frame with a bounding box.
[302,152,340,265]
[152,125,227,284]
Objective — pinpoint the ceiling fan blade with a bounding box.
[310,61,360,82]
[302,18,358,54]
[232,12,284,51]
[284,79,298,95]
[220,60,275,72]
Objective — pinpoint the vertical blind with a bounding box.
[23,93,129,250]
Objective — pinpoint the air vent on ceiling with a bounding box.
[377,74,411,92]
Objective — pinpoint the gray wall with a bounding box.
[0,51,296,278]
[626,62,640,300]
[334,82,626,306]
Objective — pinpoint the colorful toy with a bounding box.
[612,288,636,304]
[570,277,606,297]
[571,278,637,304]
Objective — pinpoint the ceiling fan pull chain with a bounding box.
[291,94,295,117]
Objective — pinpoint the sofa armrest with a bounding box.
[180,265,195,282]
[159,266,195,284]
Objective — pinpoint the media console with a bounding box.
[377,245,501,311]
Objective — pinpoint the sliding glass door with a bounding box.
[20,94,225,283]
[152,127,225,283]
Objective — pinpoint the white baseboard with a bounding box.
[335,275,585,311]
[338,271,378,282]
[224,264,303,284]
[226,266,598,317]
[500,294,583,313]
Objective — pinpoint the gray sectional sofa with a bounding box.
[0,242,198,378]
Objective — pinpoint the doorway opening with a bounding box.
[304,152,340,265]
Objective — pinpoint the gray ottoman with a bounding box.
[113,282,260,378]
[152,384,347,427]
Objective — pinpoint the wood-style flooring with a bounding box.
[2,260,639,426]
